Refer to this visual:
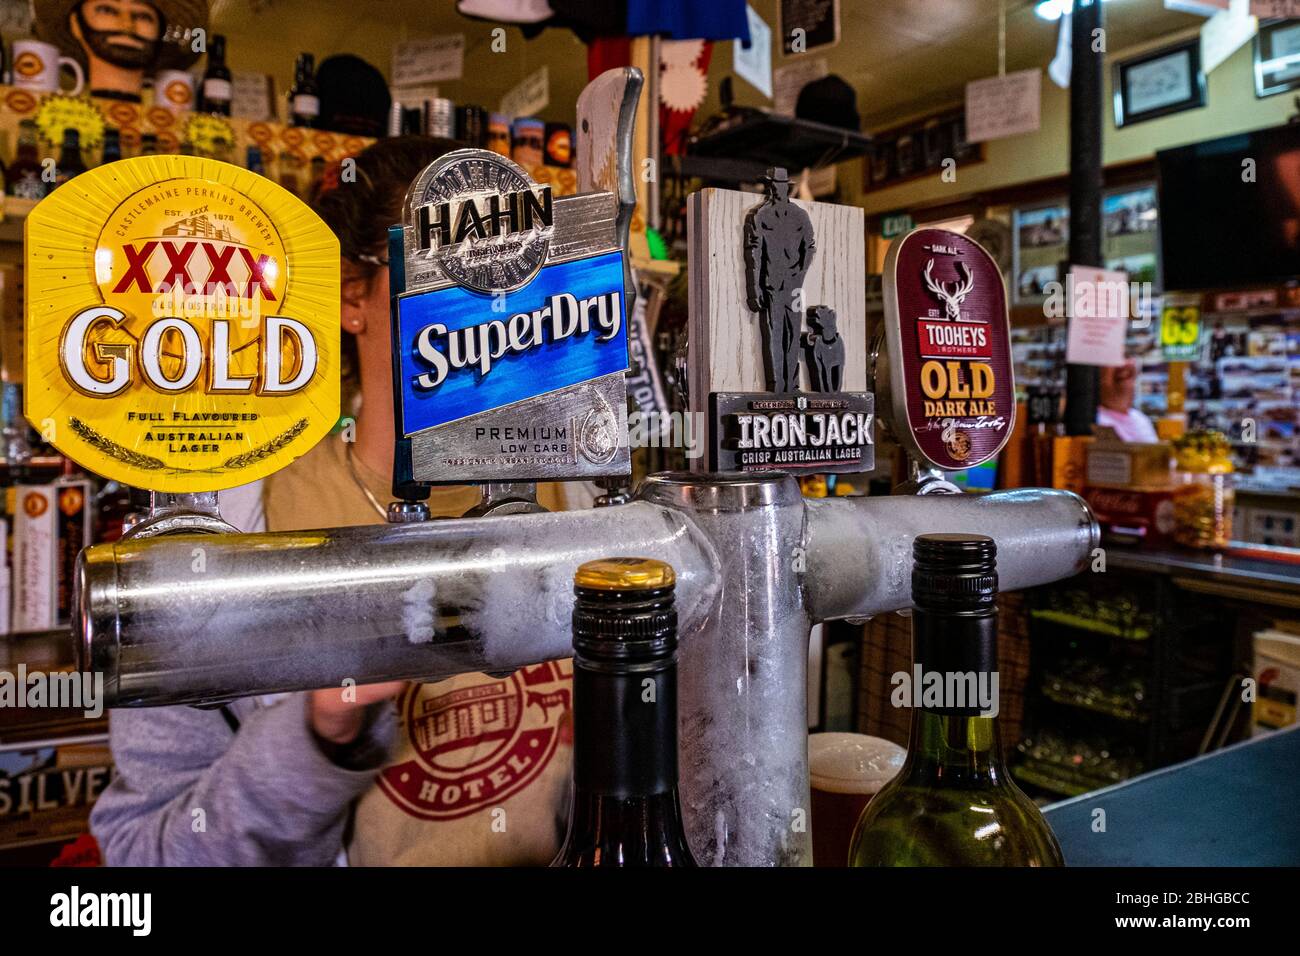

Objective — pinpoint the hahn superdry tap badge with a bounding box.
[394,148,630,483]
[24,155,340,493]
[881,227,1014,471]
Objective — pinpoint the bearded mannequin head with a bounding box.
[35,0,208,101]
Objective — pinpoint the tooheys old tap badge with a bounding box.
[393,149,630,483]
[689,169,873,474]
[882,227,1014,471]
[24,156,340,493]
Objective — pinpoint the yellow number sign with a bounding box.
[1159,303,1201,361]
[25,155,340,492]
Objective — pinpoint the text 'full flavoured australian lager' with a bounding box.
[552,558,696,867]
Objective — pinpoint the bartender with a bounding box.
[1096,359,1158,443]
[91,137,579,866]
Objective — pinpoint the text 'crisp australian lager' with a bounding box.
[552,558,697,867]
[849,534,1063,867]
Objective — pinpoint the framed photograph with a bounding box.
[1102,184,1161,289]
[1254,19,1300,98]
[1113,40,1206,127]
[1012,201,1069,305]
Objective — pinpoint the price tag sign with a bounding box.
[1026,385,1061,426]
[1160,302,1202,361]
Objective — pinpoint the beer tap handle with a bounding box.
[576,66,644,314]
[576,67,644,505]
[386,222,431,518]
[121,489,239,539]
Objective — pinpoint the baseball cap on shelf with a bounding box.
[796,74,860,132]
[316,54,391,138]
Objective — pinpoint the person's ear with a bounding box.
[341,276,369,335]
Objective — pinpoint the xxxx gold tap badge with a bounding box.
[25,155,340,492]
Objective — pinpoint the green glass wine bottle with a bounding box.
[848,533,1064,867]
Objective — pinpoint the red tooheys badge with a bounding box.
[882,227,1015,471]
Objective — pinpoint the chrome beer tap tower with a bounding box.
[66,70,1097,867]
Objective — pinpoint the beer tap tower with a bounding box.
[25,71,1100,868]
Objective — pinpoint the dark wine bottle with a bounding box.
[289,53,319,127]
[100,127,121,166]
[6,119,47,199]
[849,534,1064,867]
[53,129,86,188]
[552,557,697,867]
[201,34,233,116]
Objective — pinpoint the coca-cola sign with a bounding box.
[882,227,1014,471]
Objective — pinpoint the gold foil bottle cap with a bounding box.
[574,557,676,591]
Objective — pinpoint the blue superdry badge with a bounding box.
[397,250,629,434]
[393,147,633,483]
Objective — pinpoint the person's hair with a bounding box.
[313,136,460,407]
[314,134,461,267]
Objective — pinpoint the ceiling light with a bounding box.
[1035,0,1114,21]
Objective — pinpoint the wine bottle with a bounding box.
[201,34,233,116]
[849,534,1064,867]
[100,127,121,166]
[245,145,265,175]
[552,557,697,867]
[53,129,86,188]
[289,53,319,127]
[6,119,47,200]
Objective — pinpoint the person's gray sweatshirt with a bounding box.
[90,693,396,866]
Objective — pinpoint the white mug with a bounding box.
[153,70,196,112]
[11,39,85,95]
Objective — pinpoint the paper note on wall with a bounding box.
[392,34,465,88]
[500,66,550,118]
[734,5,773,98]
[1248,0,1298,15]
[965,69,1041,143]
[773,56,828,116]
[1200,0,1257,74]
[1066,266,1130,367]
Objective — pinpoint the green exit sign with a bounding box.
[881,212,914,239]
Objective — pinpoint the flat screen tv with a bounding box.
[1158,123,1300,292]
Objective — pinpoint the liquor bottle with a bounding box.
[306,154,326,201]
[848,534,1064,867]
[139,133,159,156]
[288,53,319,127]
[100,127,121,166]
[5,119,47,199]
[277,150,300,196]
[245,145,265,175]
[201,34,233,116]
[53,129,86,188]
[552,557,697,867]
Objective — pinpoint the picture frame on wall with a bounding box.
[1113,39,1206,127]
[1254,19,1300,99]
[1012,200,1069,306]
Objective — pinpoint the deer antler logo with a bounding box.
[922,259,975,320]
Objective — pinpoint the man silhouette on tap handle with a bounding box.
[744,168,816,393]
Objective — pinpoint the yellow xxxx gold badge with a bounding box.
[25,155,340,492]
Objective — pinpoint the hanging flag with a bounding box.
[1048,13,1072,89]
